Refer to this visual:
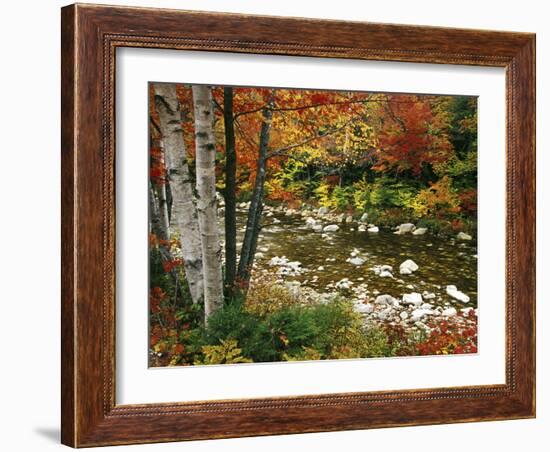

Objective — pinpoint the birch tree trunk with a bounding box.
[153,83,204,305]
[237,102,273,285]
[192,85,224,320]
[223,87,237,296]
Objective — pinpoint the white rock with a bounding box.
[411,308,434,321]
[441,307,458,317]
[335,278,353,290]
[347,257,366,266]
[345,215,354,223]
[318,206,329,215]
[399,259,419,274]
[367,226,379,233]
[402,292,423,306]
[359,213,369,222]
[446,285,470,303]
[317,266,324,271]
[375,294,398,306]
[285,209,296,216]
[272,218,281,224]
[312,224,324,232]
[377,309,391,320]
[380,265,393,272]
[421,303,434,310]
[395,223,416,234]
[379,270,393,278]
[358,225,367,232]
[305,217,317,227]
[323,224,340,232]
[269,256,288,266]
[412,227,428,235]
[254,252,264,259]
[400,311,409,320]
[354,303,374,314]
[422,291,436,300]
[457,232,473,241]
[258,246,269,253]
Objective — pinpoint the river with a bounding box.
[233,204,478,309]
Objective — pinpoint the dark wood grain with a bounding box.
[61,3,536,447]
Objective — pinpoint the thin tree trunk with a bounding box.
[192,85,224,321]
[155,144,170,241]
[149,181,162,236]
[223,87,238,297]
[149,180,174,264]
[153,83,204,305]
[237,102,273,285]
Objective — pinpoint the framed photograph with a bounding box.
[61,3,535,447]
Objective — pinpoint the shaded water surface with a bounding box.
[237,210,478,308]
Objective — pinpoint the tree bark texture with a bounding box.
[153,83,204,305]
[192,85,224,320]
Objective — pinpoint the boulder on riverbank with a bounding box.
[446,285,470,303]
[402,292,423,306]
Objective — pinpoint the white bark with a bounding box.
[153,83,204,304]
[192,85,224,320]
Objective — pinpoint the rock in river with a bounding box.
[367,226,379,233]
[399,259,419,274]
[412,227,428,235]
[335,278,353,290]
[457,232,473,241]
[323,224,340,232]
[347,257,366,266]
[394,223,416,234]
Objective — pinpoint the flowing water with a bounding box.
[235,208,478,308]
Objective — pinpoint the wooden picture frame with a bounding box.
[61,3,535,447]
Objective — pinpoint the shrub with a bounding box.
[202,301,277,362]
[194,339,252,365]
[415,311,478,355]
[265,306,320,357]
[244,275,299,316]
